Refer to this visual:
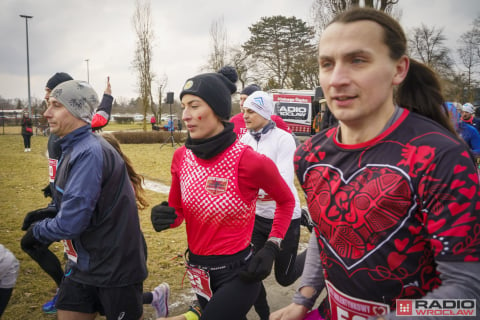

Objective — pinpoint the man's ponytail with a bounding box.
[396,59,456,135]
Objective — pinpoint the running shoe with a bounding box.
[42,290,58,314]
[151,282,170,317]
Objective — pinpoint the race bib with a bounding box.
[326,280,390,320]
[49,158,57,182]
[186,265,213,301]
[62,239,78,263]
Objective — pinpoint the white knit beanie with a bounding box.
[462,103,475,114]
[243,91,273,120]
[50,80,99,124]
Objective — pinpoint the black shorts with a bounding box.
[55,276,143,319]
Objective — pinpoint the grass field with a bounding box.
[0,125,309,319]
[0,131,191,319]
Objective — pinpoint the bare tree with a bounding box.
[310,0,400,35]
[474,15,480,60]
[456,15,480,102]
[228,44,261,90]
[458,31,479,102]
[132,0,154,131]
[408,24,453,77]
[204,17,228,72]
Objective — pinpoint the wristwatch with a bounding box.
[267,237,283,249]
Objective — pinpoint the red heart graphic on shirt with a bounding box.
[303,165,413,269]
[448,202,470,216]
[468,173,479,184]
[450,179,466,189]
[406,242,426,254]
[373,306,388,315]
[408,225,422,235]
[426,218,446,233]
[394,238,409,252]
[454,165,467,174]
[459,186,476,199]
[387,252,407,270]
[453,212,477,226]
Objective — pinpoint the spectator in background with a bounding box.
[167,118,175,132]
[21,111,33,152]
[461,102,480,133]
[311,110,323,134]
[230,84,292,140]
[151,115,157,130]
[177,118,183,132]
[445,102,480,157]
[240,91,305,320]
[0,244,19,318]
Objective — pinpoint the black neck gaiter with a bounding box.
[185,122,237,159]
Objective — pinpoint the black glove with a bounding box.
[151,201,177,232]
[239,241,280,283]
[22,206,58,231]
[21,227,43,250]
[42,184,53,198]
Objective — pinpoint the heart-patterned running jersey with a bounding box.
[295,109,480,314]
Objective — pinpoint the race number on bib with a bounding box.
[186,265,213,301]
[49,158,58,182]
[62,239,78,264]
[326,280,390,320]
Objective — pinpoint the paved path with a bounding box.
[143,178,170,194]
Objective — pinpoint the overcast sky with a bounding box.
[1,0,478,105]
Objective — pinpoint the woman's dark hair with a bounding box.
[101,133,149,210]
[329,7,456,135]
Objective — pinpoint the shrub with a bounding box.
[112,131,187,144]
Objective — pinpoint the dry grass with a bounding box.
[0,127,310,319]
[0,133,191,319]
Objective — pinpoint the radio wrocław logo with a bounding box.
[396,299,476,317]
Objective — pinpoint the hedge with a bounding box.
[111,131,187,144]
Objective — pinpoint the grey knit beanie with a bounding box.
[50,80,99,124]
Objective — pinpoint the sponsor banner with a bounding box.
[273,94,313,104]
[275,102,310,121]
[286,123,311,133]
